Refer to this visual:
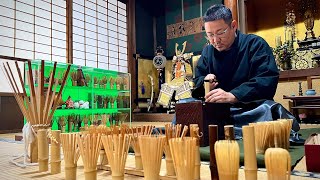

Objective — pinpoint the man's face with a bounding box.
[204,19,237,51]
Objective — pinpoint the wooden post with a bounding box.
[209,125,219,180]
[224,0,238,24]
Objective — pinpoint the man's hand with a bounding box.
[204,74,218,90]
[205,88,238,103]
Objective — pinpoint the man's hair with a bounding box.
[203,4,233,24]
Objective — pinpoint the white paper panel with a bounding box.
[0,60,25,93]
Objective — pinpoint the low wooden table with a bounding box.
[283,95,320,122]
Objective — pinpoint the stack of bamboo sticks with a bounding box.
[128,125,154,170]
[2,60,70,128]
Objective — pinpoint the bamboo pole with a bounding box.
[242,126,257,180]
[190,124,201,180]
[38,129,49,172]
[50,130,61,174]
[209,125,219,180]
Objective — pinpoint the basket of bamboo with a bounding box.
[169,137,197,180]
[128,125,154,170]
[101,133,131,180]
[77,133,102,180]
[61,133,80,180]
[139,135,166,180]
[265,148,291,180]
[215,140,240,180]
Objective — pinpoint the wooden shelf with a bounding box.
[279,67,320,81]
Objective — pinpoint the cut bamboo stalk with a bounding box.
[242,126,257,180]
[77,133,102,180]
[209,125,219,180]
[101,134,131,180]
[139,135,166,180]
[204,81,211,95]
[38,129,49,172]
[265,148,291,180]
[30,138,38,163]
[169,137,196,180]
[215,140,240,180]
[190,124,201,180]
[224,125,235,140]
[61,133,80,180]
[50,130,61,174]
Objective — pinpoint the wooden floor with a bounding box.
[0,123,319,180]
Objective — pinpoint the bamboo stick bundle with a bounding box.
[101,133,131,180]
[190,124,201,180]
[77,133,102,180]
[214,140,240,180]
[279,119,293,150]
[265,148,291,180]
[61,133,80,180]
[169,137,197,180]
[38,129,49,172]
[50,130,61,174]
[249,122,273,154]
[163,124,188,176]
[242,126,258,180]
[139,135,166,180]
[128,125,154,170]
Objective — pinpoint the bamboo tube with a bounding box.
[50,130,61,174]
[77,133,102,180]
[242,126,257,180]
[209,125,219,180]
[30,138,38,163]
[169,137,196,180]
[190,124,201,180]
[61,133,80,180]
[224,125,235,140]
[101,134,131,180]
[164,124,176,176]
[38,129,49,172]
[139,135,166,180]
[204,81,211,95]
[215,140,240,180]
[265,148,291,180]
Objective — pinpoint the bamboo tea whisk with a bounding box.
[215,140,240,180]
[265,148,291,180]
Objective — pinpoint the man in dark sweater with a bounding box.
[186,4,300,138]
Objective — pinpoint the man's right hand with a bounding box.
[204,74,218,90]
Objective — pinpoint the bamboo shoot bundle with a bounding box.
[139,135,166,180]
[77,133,102,180]
[215,140,240,180]
[265,148,291,180]
[101,134,131,180]
[61,133,80,180]
[169,137,196,180]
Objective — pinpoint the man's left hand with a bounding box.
[204,88,238,103]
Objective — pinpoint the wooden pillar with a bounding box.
[128,0,137,110]
[224,0,238,24]
[66,0,73,64]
